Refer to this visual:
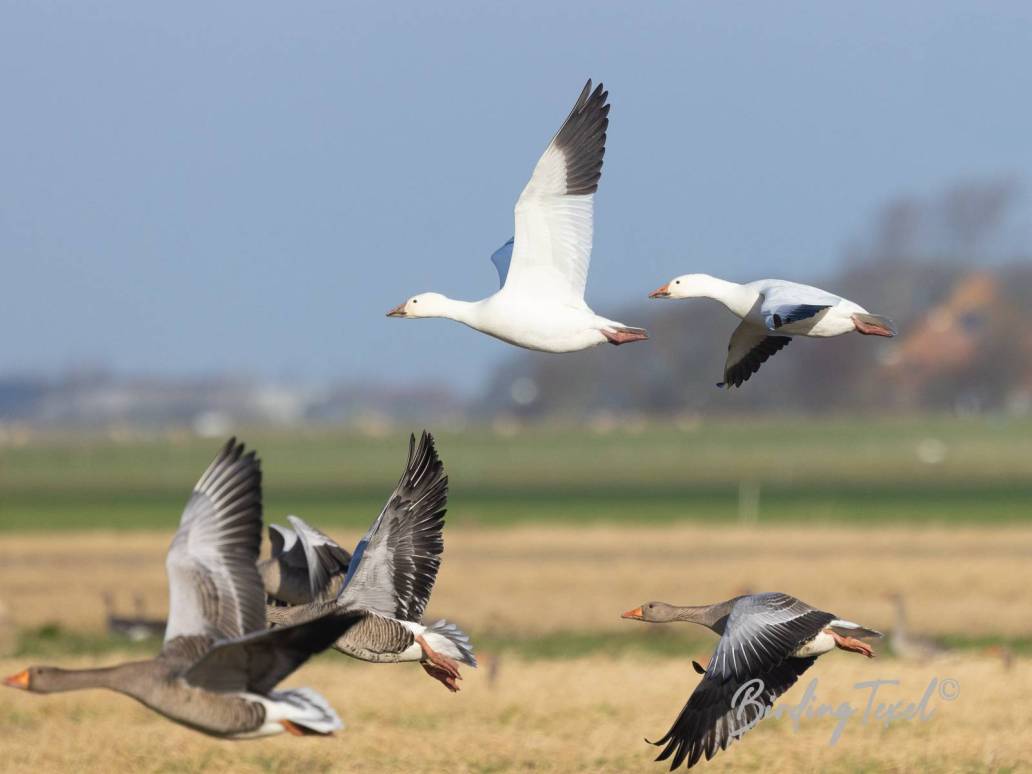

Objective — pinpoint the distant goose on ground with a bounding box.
[103,592,166,642]
[622,593,882,769]
[5,439,360,738]
[387,80,648,352]
[267,432,476,693]
[259,516,351,605]
[885,592,947,662]
[648,275,896,388]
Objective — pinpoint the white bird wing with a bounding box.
[505,80,609,307]
[162,438,266,646]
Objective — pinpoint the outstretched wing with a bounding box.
[182,610,362,694]
[720,322,791,389]
[490,237,515,288]
[651,656,818,769]
[336,432,448,623]
[505,80,609,306]
[287,514,352,600]
[163,439,265,646]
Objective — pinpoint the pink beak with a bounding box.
[649,284,671,299]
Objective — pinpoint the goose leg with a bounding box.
[416,634,462,692]
[828,628,875,657]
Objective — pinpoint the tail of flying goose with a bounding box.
[267,687,344,735]
[829,619,883,640]
[425,619,477,668]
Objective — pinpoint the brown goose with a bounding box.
[259,516,351,605]
[4,439,361,738]
[885,592,947,662]
[622,593,881,769]
[267,432,476,693]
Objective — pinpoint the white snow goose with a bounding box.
[649,274,896,388]
[622,592,882,769]
[387,80,648,352]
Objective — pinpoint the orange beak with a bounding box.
[386,302,407,318]
[621,606,644,620]
[3,670,30,690]
[648,284,670,299]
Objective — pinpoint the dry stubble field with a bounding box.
[1,524,1030,772]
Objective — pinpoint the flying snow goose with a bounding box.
[4,439,362,738]
[260,516,351,605]
[387,80,648,352]
[648,275,896,388]
[267,432,476,693]
[622,593,882,769]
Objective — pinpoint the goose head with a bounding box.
[387,292,450,319]
[4,666,51,692]
[649,274,720,300]
[621,601,680,623]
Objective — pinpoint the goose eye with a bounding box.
[413,299,418,303]
[675,280,680,285]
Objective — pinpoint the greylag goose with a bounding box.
[886,592,947,662]
[622,593,882,769]
[267,432,476,692]
[386,80,648,352]
[648,275,896,388]
[4,439,362,738]
[259,516,351,605]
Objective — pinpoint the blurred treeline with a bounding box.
[482,178,1032,418]
[3,179,1031,430]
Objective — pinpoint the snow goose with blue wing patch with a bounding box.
[649,275,896,388]
[387,80,647,351]
[4,439,362,738]
[622,593,881,769]
[267,432,476,693]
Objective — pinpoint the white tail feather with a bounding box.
[266,687,344,735]
[830,619,883,639]
[425,619,477,667]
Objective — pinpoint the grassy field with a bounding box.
[2,416,1032,530]
[1,419,1030,771]
[2,652,1027,773]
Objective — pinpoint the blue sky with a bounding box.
[4,2,1032,392]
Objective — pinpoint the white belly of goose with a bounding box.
[791,629,836,658]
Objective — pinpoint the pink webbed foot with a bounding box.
[601,327,649,345]
[828,628,875,658]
